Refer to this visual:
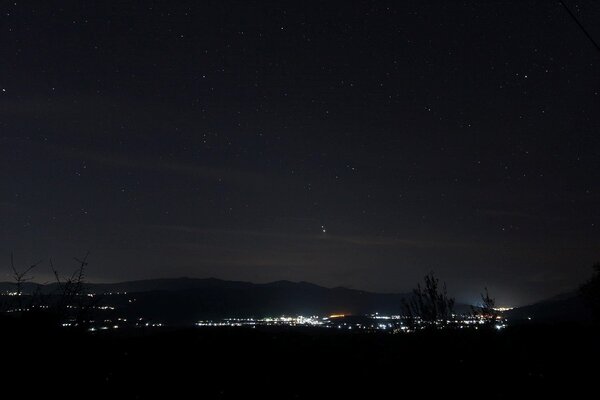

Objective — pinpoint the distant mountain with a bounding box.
[1,277,414,324]
[0,281,46,294]
[506,290,593,323]
[8,277,594,325]
[0,277,481,324]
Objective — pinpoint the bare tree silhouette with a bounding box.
[402,272,455,328]
[580,262,600,322]
[5,253,42,310]
[2,251,99,329]
[9,253,41,296]
[50,251,99,328]
[471,288,500,327]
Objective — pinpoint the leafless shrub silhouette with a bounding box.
[580,262,600,322]
[402,272,455,328]
[3,253,43,310]
[471,288,500,326]
[2,251,99,329]
[50,251,100,328]
[10,253,41,295]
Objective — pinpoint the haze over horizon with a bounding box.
[2,1,600,307]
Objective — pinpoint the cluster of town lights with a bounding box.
[196,313,507,332]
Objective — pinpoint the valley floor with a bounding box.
[3,321,598,399]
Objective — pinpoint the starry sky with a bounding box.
[2,1,599,306]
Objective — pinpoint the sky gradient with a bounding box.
[2,0,600,306]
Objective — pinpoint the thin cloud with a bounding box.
[143,223,480,249]
[53,146,272,188]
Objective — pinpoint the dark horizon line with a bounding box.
[0,274,579,308]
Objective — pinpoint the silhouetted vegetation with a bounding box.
[2,253,40,313]
[471,287,500,326]
[9,253,40,296]
[1,251,96,329]
[50,251,100,328]
[2,259,600,398]
[402,272,455,327]
[580,262,600,322]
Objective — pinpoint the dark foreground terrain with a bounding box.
[2,317,598,399]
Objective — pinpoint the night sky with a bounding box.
[2,1,599,306]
